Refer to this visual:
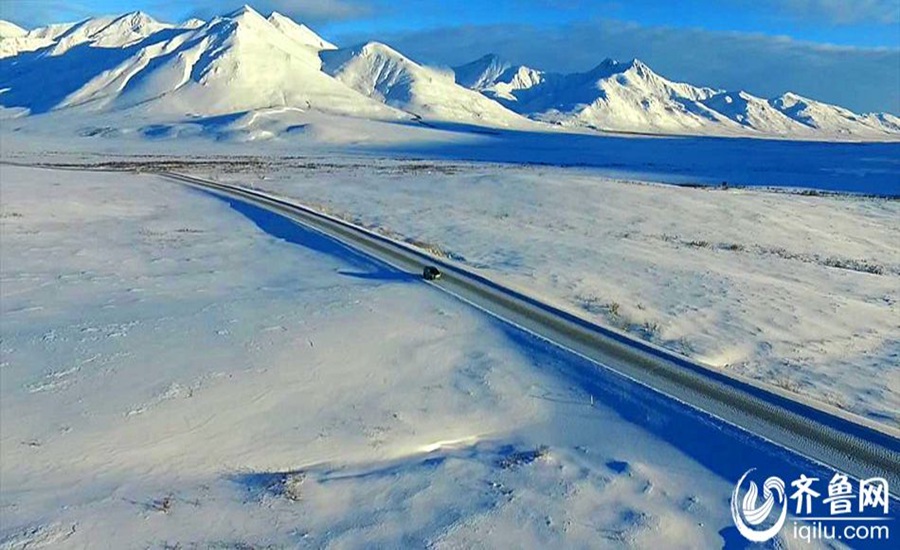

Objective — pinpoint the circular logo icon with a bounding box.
[731,468,788,542]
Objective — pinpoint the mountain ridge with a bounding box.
[453,54,898,138]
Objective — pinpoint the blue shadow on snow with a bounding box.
[195,187,416,283]
[493,321,899,549]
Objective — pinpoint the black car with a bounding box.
[423,266,442,280]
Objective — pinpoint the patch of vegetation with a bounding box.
[820,391,849,411]
[718,242,745,252]
[152,495,174,514]
[648,233,892,276]
[498,445,550,469]
[772,377,801,394]
[405,237,449,258]
[822,257,885,275]
[608,302,621,317]
[281,472,305,502]
[639,321,661,338]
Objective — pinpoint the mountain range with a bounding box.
[1,6,897,142]
[453,54,900,139]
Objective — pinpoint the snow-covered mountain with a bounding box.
[770,92,900,135]
[0,6,897,141]
[321,43,529,126]
[0,7,405,121]
[453,55,900,139]
[0,12,174,59]
[454,54,513,90]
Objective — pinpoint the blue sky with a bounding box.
[3,0,899,112]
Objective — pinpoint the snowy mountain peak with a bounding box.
[467,53,509,70]
[321,41,421,87]
[322,41,529,126]
[356,41,405,58]
[320,41,409,78]
[453,53,513,89]
[102,11,164,37]
[205,4,289,46]
[213,4,272,29]
[627,58,650,71]
[587,58,656,81]
[226,4,264,19]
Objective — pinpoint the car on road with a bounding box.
[423,266,442,280]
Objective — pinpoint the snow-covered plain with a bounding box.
[3,164,854,549]
[199,160,900,427]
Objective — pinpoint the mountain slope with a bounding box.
[453,55,548,104]
[267,11,335,51]
[453,53,512,89]
[322,42,530,126]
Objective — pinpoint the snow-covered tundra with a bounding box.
[206,159,900,427]
[0,164,785,548]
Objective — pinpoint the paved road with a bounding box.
[164,171,900,494]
